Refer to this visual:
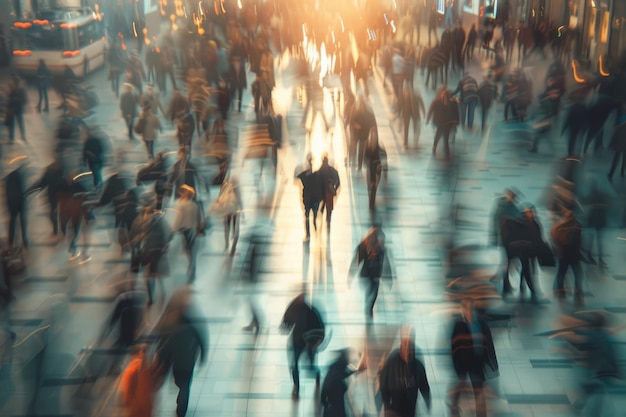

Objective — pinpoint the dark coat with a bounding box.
[379,348,431,417]
[320,357,353,417]
[5,167,26,212]
[451,316,498,380]
[608,121,626,152]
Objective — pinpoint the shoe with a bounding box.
[291,388,299,400]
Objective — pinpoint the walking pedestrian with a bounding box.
[139,105,162,160]
[449,298,499,417]
[297,154,325,242]
[453,72,479,129]
[5,155,28,249]
[378,326,431,417]
[36,59,51,112]
[171,185,203,282]
[477,73,498,133]
[349,224,392,320]
[6,76,27,143]
[317,154,340,232]
[426,87,459,158]
[280,293,325,399]
[120,84,139,139]
[82,131,106,189]
[490,188,523,296]
[550,207,584,306]
[227,54,247,113]
[108,38,127,98]
[320,349,366,417]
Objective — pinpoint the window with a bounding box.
[77,21,100,48]
[11,27,63,50]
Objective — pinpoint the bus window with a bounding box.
[15,27,63,51]
[62,27,78,50]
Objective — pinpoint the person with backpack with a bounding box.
[551,207,585,306]
[280,293,325,399]
[349,224,392,320]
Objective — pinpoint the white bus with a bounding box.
[11,7,108,77]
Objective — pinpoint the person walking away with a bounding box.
[428,5,439,47]
[463,24,478,63]
[82,131,105,189]
[477,73,498,133]
[349,224,392,320]
[210,176,242,255]
[449,298,499,417]
[171,185,203,282]
[317,155,340,232]
[227,54,247,113]
[251,70,273,121]
[168,147,205,199]
[36,60,51,112]
[550,207,584,306]
[140,84,165,117]
[453,72,479,130]
[364,129,388,214]
[6,77,27,143]
[562,101,588,156]
[378,326,431,417]
[155,286,208,417]
[139,105,162,159]
[348,96,377,171]
[452,20,466,73]
[5,156,28,249]
[426,88,459,158]
[118,344,161,417]
[489,188,522,296]
[120,85,139,139]
[280,293,325,399]
[166,88,189,125]
[176,108,195,150]
[297,154,325,242]
[391,47,405,107]
[109,38,127,98]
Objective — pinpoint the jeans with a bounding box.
[433,125,454,157]
[7,113,26,142]
[289,341,319,391]
[181,229,196,282]
[37,86,49,111]
[144,140,154,159]
[460,99,477,129]
[365,278,380,318]
[124,115,135,138]
[450,373,486,417]
[554,256,584,299]
[173,369,193,417]
[480,104,491,132]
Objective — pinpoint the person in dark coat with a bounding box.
[320,349,365,417]
[120,85,139,139]
[426,88,459,158]
[108,38,127,98]
[280,293,325,399]
[451,20,466,73]
[5,158,28,249]
[297,154,325,241]
[349,225,392,320]
[463,24,478,62]
[364,129,387,214]
[562,102,588,156]
[6,77,27,143]
[36,59,51,112]
[155,286,208,417]
[582,179,611,268]
[83,132,105,188]
[176,109,195,150]
[227,54,247,113]
[490,188,522,296]
[26,157,66,237]
[550,207,584,306]
[317,155,340,231]
[582,96,620,154]
[348,96,377,171]
[478,73,499,133]
[452,72,479,129]
[379,327,431,417]
[449,298,498,417]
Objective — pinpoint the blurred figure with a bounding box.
[463,24,478,63]
[550,207,584,306]
[348,95,377,171]
[119,344,160,417]
[607,109,626,180]
[100,282,147,348]
[26,156,65,237]
[227,54,247,113]
[168,147,204,200]
[317,154,340,232]
[36,59,51,112]
[582,179,611,268]
[120,84,139,139]
[176,107,195,150]
[140,84,164,116]
[449,298,499,417]
[477,72,498,133]
[280,293,325,399]
[349,224,392,320]
[452,72,479,130]
[563,102,587,156]
[320,349,366,417]
[6,76,27,143]
[489,188,522,296]
[139,104,162,160]
[297,154,325,242]
[378,326,431,417]
[155,286,209,417]
[211,177,242,254]
[426,88,459,158]
[364,129,388,214]
[171,185,202,282]
[5,155,28,249]
[166,88,190,125]
[82,131,106,189]
[251,70,273,121]
[108,38,127,98]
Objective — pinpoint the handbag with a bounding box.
[134,116,146,135]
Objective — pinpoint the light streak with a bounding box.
[73,172,93,181]
[132,22,138,37]
[571,60,585,83]
[9,155,27,165]
[599,55,609,76]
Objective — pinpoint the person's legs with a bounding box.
[8,210,18,248]
[19,209,28,248]
[38,87,44,112]
[304,205,312,239]
[553,257,568,298]
[460,101,468,127]
[572,261,584,305]
[433,127,442,154]
[520,256,537,298]
[290,342,305,394]
[467,99,477,129]
[502,251,513,295]
[365,278,380,318]
[173,369,193,417]
[224,215,231,250]
[442,126,452,158]
[7,115,15,142]
[469,374,487,417]
[17,113,25,141]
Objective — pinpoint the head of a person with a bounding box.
[460,297,475,322]
[179,184,195,200]
[504,188,517,202]
[400,325,416,363]
[523,203,536,220]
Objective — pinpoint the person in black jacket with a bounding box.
[379,327,431,417]
[348,96,377,171]
[83,132,105,189]
[478,73,499,133]
[26,157,65,237]
[227,54,247,113]
[280,293,325,399]
[5,157,28,249]
[6,77,27,143]
[449,298,498,417]
[36,59,51,112]
[297,154,325,242]
[426,88,460,158]
[562,101,587,156]
[550,207,584,306]
[320,349,366,417]
[317,155,340,231]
